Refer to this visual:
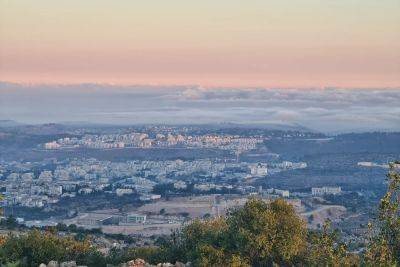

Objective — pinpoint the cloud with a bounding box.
[0,82,399,133]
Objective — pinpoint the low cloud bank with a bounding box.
[1,82,399,133]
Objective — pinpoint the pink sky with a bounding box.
[1,0,399,88]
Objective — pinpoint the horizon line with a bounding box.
[1,80,399,90]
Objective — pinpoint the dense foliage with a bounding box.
[0,230,104,267]
[150,198,306,266]
[364,162,400,266]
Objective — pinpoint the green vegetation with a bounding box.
[0,162,399,266]
[161,198,307,266]
[0,230,103,267]
[364,162,400,266]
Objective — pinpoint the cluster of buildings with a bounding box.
[267,161,307,174]
[0,157,307,209]
[43,132,263,151]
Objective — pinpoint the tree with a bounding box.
[364,161,400,266]
[56,223,68,232]
[4,216,18,229]
[106,246,164,265]
[158,198,307,267]
[0,194,3,216]
[0,230,97,267]
[159,217,228,265]
[226,198,307,266]
[307,220,358,266]
[159,208,166,215]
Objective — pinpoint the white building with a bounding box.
[266,188,290,198]
[54,169,70,180]
[44,141,61,149]
[358,162,374,167]
[47,185,63,196]
[38,171,53,182]
[139,194,161,201]
[77,213,114,226]
[250,163,268,177]
[21,173,34,182]
[116,188,133,196]
[78,188,93,194]
[173,181,187,190]
[312,186,341,196]
[6,173,20,182]
[124,213,146,224]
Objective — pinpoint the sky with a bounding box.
[0,0,399,87]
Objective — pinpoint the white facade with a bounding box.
[116,188,133,196]
[44,141,61,149]
[267,188,290,198]
[312,186,341,196]
[125,213,146,224]
[250,164,268,177]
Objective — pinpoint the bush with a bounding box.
[0,230,98,267]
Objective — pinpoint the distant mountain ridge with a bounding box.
[0,120,25,127]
